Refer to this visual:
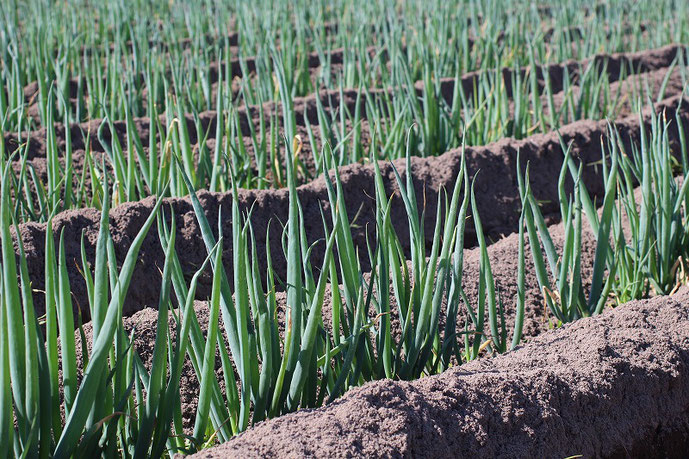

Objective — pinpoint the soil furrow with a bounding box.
[9,44,685,164]
[10,94,689,322]
[425,43,687,105]
[10,56,687,209]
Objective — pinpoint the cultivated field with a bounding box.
[1,0,689,457]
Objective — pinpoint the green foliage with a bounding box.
[3,1,688,222]
[1,1,689,457]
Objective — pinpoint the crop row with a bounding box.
[187,289,689,457]
[15,19,656,126]
[3,90,688,455]
[9,91,687,324]
[3,45,687,225]
[2,2,689,456]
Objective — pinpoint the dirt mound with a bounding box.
[75,301,224,435]
[189,288,689,458]
[430,43,687,104]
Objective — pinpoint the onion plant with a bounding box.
[8,52,685,226]
[3,1,689,457]
[0,163,173,457]
[3,0,688,147]
[4,94,687,458]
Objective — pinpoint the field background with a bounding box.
[1,0,689,457]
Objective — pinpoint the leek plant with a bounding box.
[518,139,618,323]
[518,108,689,323]
[610,108,689,300]
[0,163,175,457]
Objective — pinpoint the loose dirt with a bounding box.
[189,287,689,458]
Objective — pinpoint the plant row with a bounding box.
[1,101,688,456]
[4,46,687,223]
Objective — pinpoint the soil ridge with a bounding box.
[189,288,689,458]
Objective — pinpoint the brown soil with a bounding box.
[6,47,688,225]
[15,59,686,197]
[189,287,689,458]
[427,44,687,105]
[11,94,689,321]
[548,65,688,121]
[16,36,689,459]
[73,301,228,436]
[68,170,658,438]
